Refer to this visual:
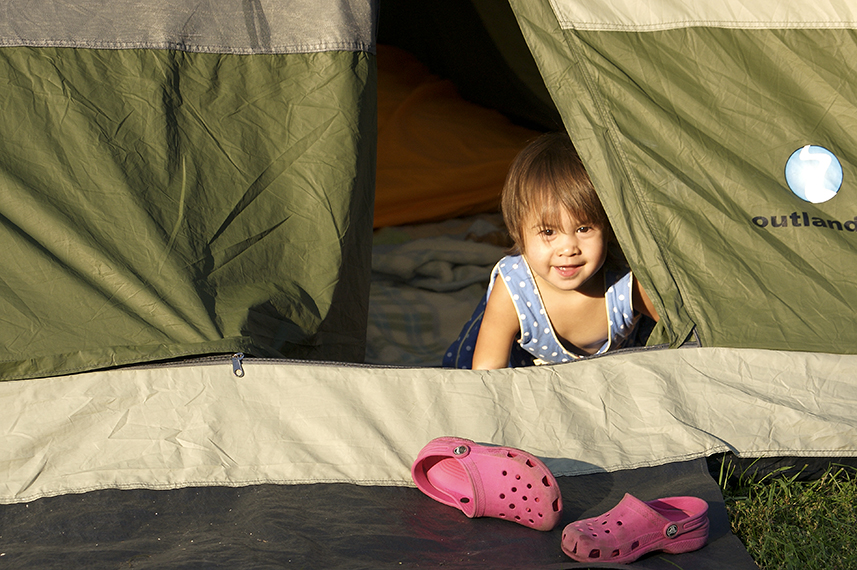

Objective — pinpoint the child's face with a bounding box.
[520,208,608,295]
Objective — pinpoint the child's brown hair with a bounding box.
[502,132,613,251]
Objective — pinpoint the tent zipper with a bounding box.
[120,353,411,373]
[231,353,245,377]
[120,345,686,376]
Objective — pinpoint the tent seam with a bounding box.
[0,39,376,55]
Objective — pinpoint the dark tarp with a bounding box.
[0,459,756,569]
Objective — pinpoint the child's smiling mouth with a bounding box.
[553,265,582,278]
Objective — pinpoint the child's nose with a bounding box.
[557,236,579,255]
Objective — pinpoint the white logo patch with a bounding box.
[785,145,842,203]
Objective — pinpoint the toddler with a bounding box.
[444,132,658,369]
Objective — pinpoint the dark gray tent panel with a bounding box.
[1,0,856,568]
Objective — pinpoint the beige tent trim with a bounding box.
[0,0,376,54]
[547,0,857,31]
[2,347,855,504]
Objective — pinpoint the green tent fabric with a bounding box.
[509,0,857,353]
[6,0,853,382]
[0,0,377,380]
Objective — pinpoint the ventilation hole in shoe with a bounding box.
[509,504,515,509]
[604,529,610,534]
[616,520,623,526]
[511,487,517,493]
[529,518,534,524]
[526,459,534,467]
[460,498,470,504]
[499,513,506,517]
[526,507,532,513]
[499,493,505,499]
[589,549,601,559]
[502,470,508,476]
[515,515,521,520]
[534,497,540,503]
[538,513,543,518]
[602,521,607,525]
[526,483,532,489]
[631,541,639,550]
[522,496,528,501]
[507,451,516,458]
[612,549,621,558]
[541,475,550,487]
[552,498,560,512]
[516,474,521,480]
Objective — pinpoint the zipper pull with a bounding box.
[231,353,245,377]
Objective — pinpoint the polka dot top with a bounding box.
[489,254,638,364]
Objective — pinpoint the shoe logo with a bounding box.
[453,445,469,456]
[785,145,842,204]
[666,524,679,538]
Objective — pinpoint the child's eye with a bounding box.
[539,228,555,237]
[576,226,592,234]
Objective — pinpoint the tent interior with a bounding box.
[369,1,565,367]
[2,1,857,568]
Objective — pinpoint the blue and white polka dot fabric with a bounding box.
[443,254,639,368]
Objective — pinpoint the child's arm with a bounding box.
[632,278,660,322]
[472,282,521,369]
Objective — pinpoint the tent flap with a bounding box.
[0,1,378,380]
[510,0,857,353]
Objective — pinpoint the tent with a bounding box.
[2,0,856,567]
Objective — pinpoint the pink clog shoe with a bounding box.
[562,493,709,564]
[411,437,562,531]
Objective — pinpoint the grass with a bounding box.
[718,458,857,570]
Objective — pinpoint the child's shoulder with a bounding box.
[494,253,526,273]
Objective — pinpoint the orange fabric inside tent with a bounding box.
[374,45,543,228]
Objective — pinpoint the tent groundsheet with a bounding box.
[0,459,756,569]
